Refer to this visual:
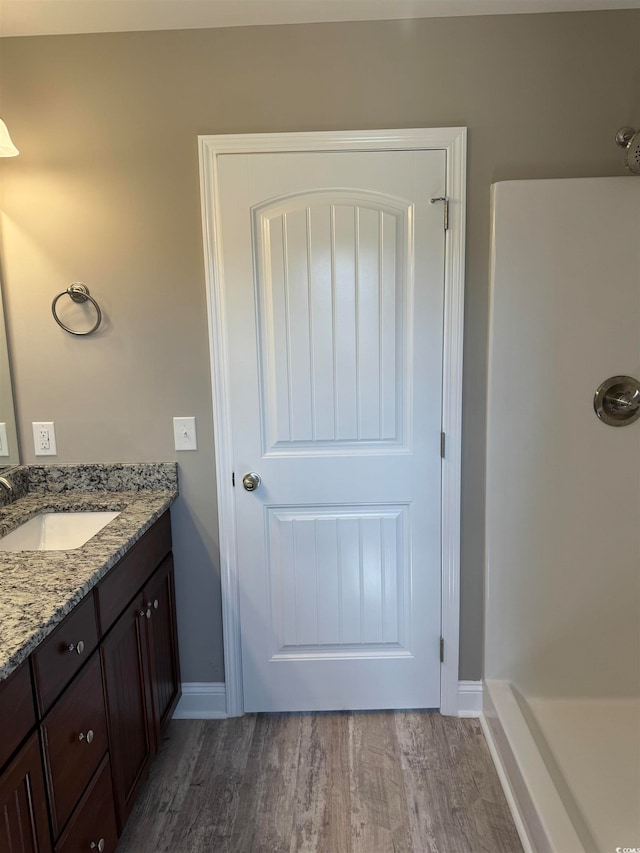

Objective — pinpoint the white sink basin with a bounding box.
[0,511,120,552]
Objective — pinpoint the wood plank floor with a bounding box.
[117,713,523,853]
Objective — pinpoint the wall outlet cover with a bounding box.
[32,421,57,456]
[0,423,8,457]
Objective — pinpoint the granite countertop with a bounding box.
[0,463,178,682]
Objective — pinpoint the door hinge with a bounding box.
[440,636,445,663]
[430,196,449,230]
[440,432,446,459]
[232,472,235,487]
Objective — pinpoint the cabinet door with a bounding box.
[0,662,36,771]
[0,732,51,853]
[100,594,153,834]
[144,555,181,746]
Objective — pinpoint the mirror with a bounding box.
[0,278,20,468]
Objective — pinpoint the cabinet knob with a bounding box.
[68,640,85,655]
[90,840,105,852]
[78,729,94,744]
[147,599,159,610]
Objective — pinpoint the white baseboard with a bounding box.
[457,680,483,717]
[173,682,227,719]
[173,680,481,719]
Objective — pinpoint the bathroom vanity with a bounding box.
[0,464,180,853]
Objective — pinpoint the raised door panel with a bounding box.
[254,193,409,455]
[100,594,152,833]
[0,733,51,853]
[144,555,181,745]
[268,505,409,656]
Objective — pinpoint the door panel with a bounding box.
[254,192,408,452]
[217,150,446,711]
[268,505,409,653]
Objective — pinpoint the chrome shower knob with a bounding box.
[594,375,640,426]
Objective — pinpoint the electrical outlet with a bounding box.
[32,421,57,456]
[0,423,8,457]
[173,417,197,451]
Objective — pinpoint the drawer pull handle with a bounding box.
[139,609,151,619]
[90,840,105,852]
[68,640,85,655]
[78,729,94,744]
[147,599,159,610]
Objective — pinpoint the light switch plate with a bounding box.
[173,416,197,451]
[32,421,57,456]
[0,423,9,457]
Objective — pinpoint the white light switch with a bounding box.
[173,416,197,451]
[33,421,57,456]
[0,423,9,457]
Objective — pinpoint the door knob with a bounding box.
[242,472,261,492]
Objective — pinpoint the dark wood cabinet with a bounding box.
[0,510,180,852]
[54,757,118,853]
[101,551,182,831]
[0,662,36,771]
[101,594,154,832]
[145,554,181,745]
[0,733,51,853]
[40,653,109,838]
[32,595,99,717]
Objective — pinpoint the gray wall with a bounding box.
[0,11,638,683]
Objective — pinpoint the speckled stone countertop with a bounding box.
[0,463,178,681]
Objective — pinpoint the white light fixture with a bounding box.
[0,119,19,157]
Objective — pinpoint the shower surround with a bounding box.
[483,177,640,853]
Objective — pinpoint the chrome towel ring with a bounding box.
[52,283,102,336]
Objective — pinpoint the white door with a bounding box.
[216,149,446,711]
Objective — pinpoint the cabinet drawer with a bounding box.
[55,756,118,853]
[32,594,99,716]
[0,660,35,769]
[41,653,109,838]
[96,511,172,634]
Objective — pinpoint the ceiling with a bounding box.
[0,0,638,37]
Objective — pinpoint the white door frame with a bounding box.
[199,128,467,717]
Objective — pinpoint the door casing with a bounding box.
[199,128,467,716]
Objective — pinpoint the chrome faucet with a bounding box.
[0,476,14,498]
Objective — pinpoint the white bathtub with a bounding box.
[482,680,640,853]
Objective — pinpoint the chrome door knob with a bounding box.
[242,472,261,492]
[594,375,640,426]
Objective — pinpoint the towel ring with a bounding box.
[52,283,102,336]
